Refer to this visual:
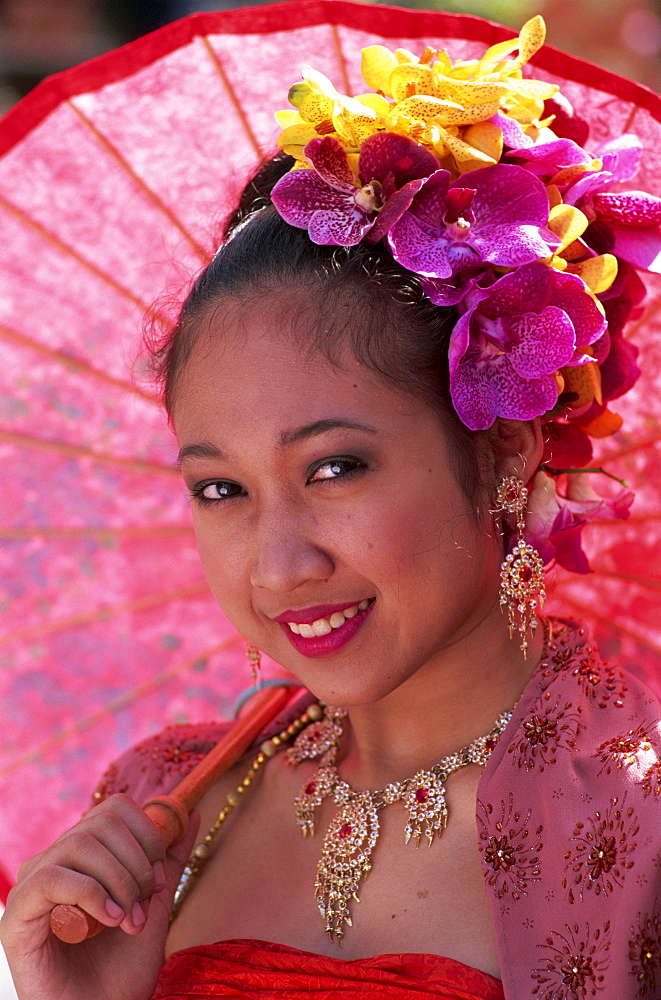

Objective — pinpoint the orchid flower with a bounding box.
[271,133,438,246]
[526,470,634,573]
[448,262,606,430]
[387,163,560,279]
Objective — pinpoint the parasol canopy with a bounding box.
[0,0,659,891]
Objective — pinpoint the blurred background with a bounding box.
[0,0,660,115]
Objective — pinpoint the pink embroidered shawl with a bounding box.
[94,619,661,999]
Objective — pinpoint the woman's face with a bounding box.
[172,296,503,706]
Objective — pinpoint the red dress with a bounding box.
[151,938,504,999]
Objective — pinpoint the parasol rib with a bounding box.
[331,24,352,96]
[0,323,161,405]
[68,100,212,266]
[0,635,244,779]
[598,432,661,464]
[0,526,195,539]
[0,583,211,647]
[554,596,661,657]
[0,195,169,323]
[201,37,264,160]
[623,103,639,133]
[0,430,180,475]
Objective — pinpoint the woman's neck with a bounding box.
[338,611,544,790]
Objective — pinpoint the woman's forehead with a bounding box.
[172,314,430,452]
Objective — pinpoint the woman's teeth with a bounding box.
[288,599,371,637]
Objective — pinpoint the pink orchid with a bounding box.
[506,136,594,178]
[448,263,606,430]
[270,133,438,246]
[561,135,661,274]
[387,163,560,279]
[525,471,634,573]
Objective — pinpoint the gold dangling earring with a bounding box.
[495,475,545,658]
[245,642,262,687]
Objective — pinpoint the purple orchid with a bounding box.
[448,262,607,430]
[270,133,438,246]
[506,136,594,178]
[419,267,489,307]
[558,135,661,273]
[387,164,560,279]
[563,134,642,207]
[490,112,532,150]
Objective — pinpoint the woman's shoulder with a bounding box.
[484,613,661,805]
[90,720,233,808]
[538,614,658,712]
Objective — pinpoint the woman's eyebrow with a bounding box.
[278,419,378,447]
[178,420,378,466]
[177,442,224,466]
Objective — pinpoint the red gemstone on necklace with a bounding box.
[305,781,316,795]
[339,822,353,838]
[485,739,496,752]
[415,787,429,803]
[520,565,533,582]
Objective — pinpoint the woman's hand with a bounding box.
[0,794,200,1000]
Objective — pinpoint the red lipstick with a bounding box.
[273,601,367,625]
[276,599,375,658]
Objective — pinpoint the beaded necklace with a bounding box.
[288,705,513,943]
[171,701,324,919]
[172,700,513,945]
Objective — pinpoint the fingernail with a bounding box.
[105,898,124,921]
[153,860,166,890]
[131,901,146,928]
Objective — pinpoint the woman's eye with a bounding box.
[191,481,243,503]
[308,458,365,483]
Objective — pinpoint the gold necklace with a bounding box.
[289,705,513,944]
[171,701,513,943]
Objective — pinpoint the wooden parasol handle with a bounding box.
[49,685,294,944]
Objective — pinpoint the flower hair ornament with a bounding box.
[269,15,660,595]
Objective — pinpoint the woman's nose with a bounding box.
[249,509,334,594]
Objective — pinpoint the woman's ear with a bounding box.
[484,417,544,485]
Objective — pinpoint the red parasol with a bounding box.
[0,0,659,895]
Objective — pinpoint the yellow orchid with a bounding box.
[545,202,618,295]
[278,15,563,174]
[276,67,390,163]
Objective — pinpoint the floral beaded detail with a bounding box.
[477,793,544,900]
[594,724,656,777]
[90,726,218,805]
[267,16,661,576]
[628,912,661,997]
[531,920,612,999]
[539,621,628,707]
[562,795,639,904]
[507,693,583,772]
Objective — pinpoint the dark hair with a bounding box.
[147,153,489,509]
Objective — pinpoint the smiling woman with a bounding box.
[1,7,661,1000]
